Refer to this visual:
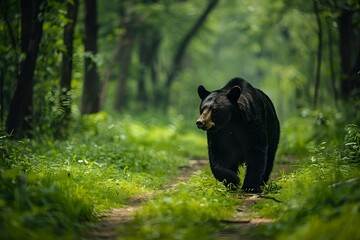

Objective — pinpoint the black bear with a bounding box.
[196,77,280,193]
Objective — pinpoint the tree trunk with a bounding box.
[137,27,162,108]
[81,0,100,114]
[326,16,338,102]
[100,38,122,109]
[114,27,136,111]
[313,0,322,109]
[60,0,79,124]
[6,0,46,135]
[137,34,148,105]
[0,68,3,126]
[163,0,219,107]
[338,9,360,99]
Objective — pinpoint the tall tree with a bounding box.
[137,26,161,107]
[326,15,338,102]
[338,7,360,99]
[313,0,322,109]
[81,0,100,114]
[162,0,219,106]
[6,0,47,135]
[113,0,140,111]
[114,24,136,111]
[0,69,4,126]
[60,0,79,125]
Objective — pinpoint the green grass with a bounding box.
[1,112,359,240]
[0,113,207,239]
[253,124,360,239]
[118,170,240,240]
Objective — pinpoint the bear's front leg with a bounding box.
[210,164,240,188]
[207,130,240,188]
[242,147,267,193]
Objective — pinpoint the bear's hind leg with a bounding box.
[242,149,267,193]
[262,144,278,185]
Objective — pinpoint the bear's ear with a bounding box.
[227,86,241,103]
[198,85,210,100]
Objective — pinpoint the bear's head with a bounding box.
[196,85,240,131]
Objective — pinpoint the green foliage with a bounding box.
[0,168,94,239]
[343,124,360,164]
[0,113,206,238]
[119,170,238,240]
[2,113,359,239]
[254,125,360,239]
[278,106,358,157]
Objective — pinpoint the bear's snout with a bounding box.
[196,119,214,130]
[196,108,215,131]
[196,119,205,129]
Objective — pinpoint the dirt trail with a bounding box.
[89,160,208,239]
[218,194,275,240]
[89,159,292,240]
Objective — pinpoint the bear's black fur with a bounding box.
[196,77,280,193]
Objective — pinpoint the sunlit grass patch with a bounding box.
[118,170,239,240]
[1,113,202,239]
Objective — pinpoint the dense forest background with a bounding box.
[1,0,360,239]
[1,0,359,137]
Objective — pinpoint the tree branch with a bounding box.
[165,0,219,89]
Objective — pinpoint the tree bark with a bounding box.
[338,9,360,99]
[0,68,3,126]
[313,0,322,109]
[326,16,338,102]
[81,0,100,114]
[100,36,125,109]
[114,27,136,111]
[6,0,46,135]
[137,32,150,105]
[60,0,79,123]
[137,27,162,107]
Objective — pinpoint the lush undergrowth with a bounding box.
[1,110,359,239]
[119,170,239,240]
[254,123,360,239]
[109,122,360,240]
[0,113,207,239]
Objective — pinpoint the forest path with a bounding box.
[216,159,295,240]
[88,158,295,240]
[88,160,208,239]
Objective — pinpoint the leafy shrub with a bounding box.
[0,168,95,239]
[255,124,360,239]
[278,108,352,157]
[342,124,360,164]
